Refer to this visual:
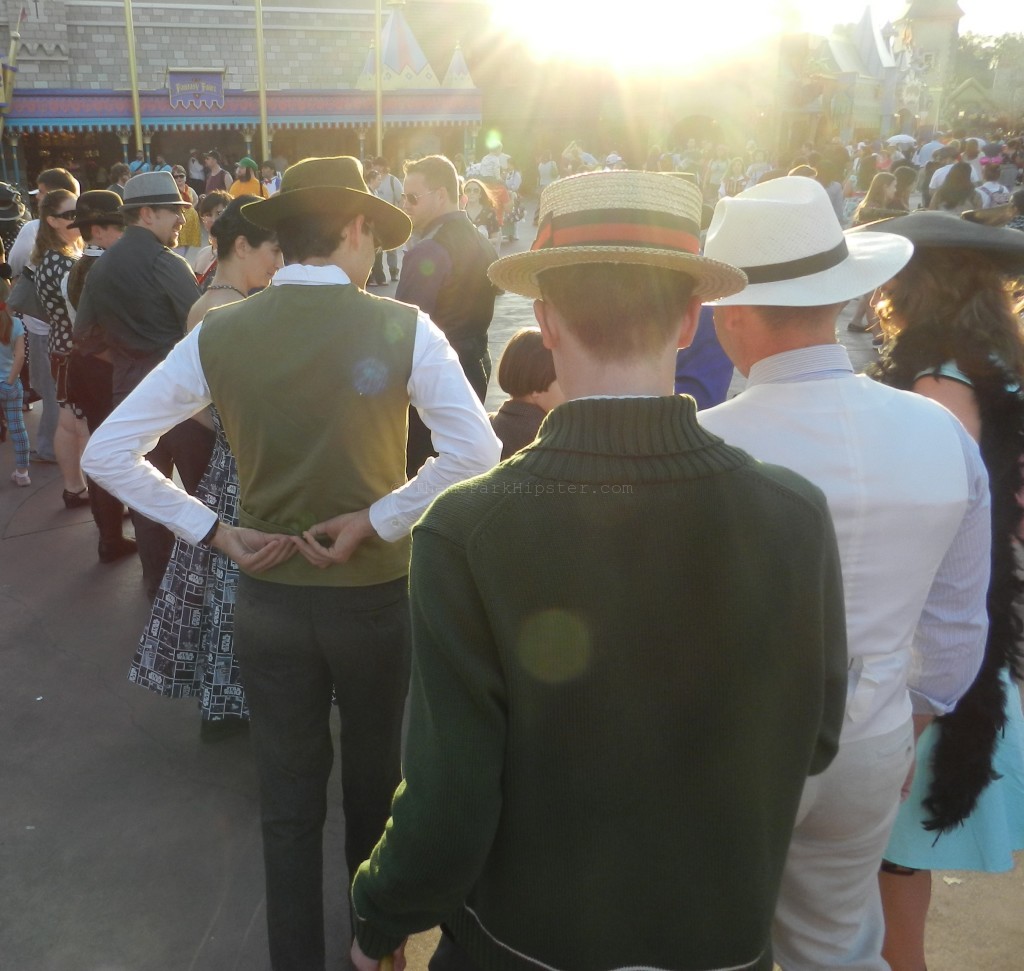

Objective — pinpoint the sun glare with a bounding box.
[484,1,933,75]
[488,0,814,75]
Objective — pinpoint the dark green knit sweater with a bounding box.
[353,396,847,971]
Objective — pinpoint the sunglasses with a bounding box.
[173,172,186,179]
[52,211,77,221]
[403,188,437,206]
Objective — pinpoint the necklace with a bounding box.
[206,283,247,299]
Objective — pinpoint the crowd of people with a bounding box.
[2,131,1023,971]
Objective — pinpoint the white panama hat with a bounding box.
[703,176,914,307]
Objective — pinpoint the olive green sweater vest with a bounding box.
[198,283,417,587]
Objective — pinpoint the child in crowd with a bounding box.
[0,276,30,485]
[489,327,563,459]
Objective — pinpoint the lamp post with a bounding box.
[0,21,20,185]
[253,0,270,160]
[123,0,144,156]
[374,0,383,156]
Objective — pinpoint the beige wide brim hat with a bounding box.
[705,176,914,307]
[487,171,748,301]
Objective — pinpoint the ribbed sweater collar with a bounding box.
[513,395,750,483]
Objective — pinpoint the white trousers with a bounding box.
[773,718,914,971]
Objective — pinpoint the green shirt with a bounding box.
[353,395,847,971]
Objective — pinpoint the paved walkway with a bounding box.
[1,242,1021,969]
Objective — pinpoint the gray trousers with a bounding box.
[27,330,57,460]
[233,573,411,971]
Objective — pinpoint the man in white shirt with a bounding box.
[928,140,962,192]
[82,156,500,971]
[477,142,505,180]
[700,177,990,971]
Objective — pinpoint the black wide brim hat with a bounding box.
[0,181,25,220]
[851,209,1024,272]
[241,156,411,252]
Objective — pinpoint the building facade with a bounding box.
[0,0,483,187]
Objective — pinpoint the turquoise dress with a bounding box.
[885,361,1024,871]
[885,672,1024,871]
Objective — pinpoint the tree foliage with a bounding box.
[957,33,1024,88]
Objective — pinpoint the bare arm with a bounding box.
[912,375,982,442]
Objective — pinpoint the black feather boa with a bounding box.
[871,357,1024,833]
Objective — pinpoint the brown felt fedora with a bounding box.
[240,156,411,251]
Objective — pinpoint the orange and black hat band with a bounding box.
[533,208,701,254]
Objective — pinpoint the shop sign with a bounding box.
[167,71,225,110]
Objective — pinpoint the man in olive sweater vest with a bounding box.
[83,158,500,971]
[349,172,848,971]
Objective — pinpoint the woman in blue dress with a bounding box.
[130,195,282,741]
[865,211,1024,971]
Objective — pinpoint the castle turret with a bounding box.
[893,0,964,129]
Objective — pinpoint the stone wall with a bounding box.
[2,0,381,91]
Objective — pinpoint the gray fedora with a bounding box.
[121,171,190,210]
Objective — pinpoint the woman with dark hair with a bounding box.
[32,187,87,507]
[463,177,501,251]
[130,195,282,741]
[843,152,878,227]
[717,157,747,198]
[862,213,1024,971]
[852,171,904,226]
[855,152,878,192]
[489,327,563,459]
[892,166,918,212]
[192,188,232,278]
[929,161,982,214]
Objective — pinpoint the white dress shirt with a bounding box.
[700,344,990,743]
[82,263,501,548]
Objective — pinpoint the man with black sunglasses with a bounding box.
[74,171,209,598]
[397,154,498,476]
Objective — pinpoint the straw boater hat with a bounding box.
[69,189,124,230]
[704,176,913,306]
[851,209,1024,272]
[241,155,411,252]
[487,170,747,301]
[121,171,191,210]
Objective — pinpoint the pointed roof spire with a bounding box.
[356,41,377,90]
[377,6,439,89]
[443,43,476,89]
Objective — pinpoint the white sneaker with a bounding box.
[10,469,30,487]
